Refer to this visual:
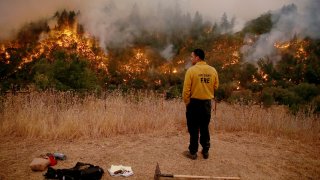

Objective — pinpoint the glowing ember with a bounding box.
[262,73,268,81]
[135,49,144,59]
[236,81,240,90]
[5,52,10,59]
[177,60,184,65]
[154,79,162,85]
[172,68,177,74]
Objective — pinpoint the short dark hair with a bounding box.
[193,49,205,60]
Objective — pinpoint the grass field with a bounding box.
[0,91,319,179]
[0,91,319,141]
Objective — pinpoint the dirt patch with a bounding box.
[0,131,319,179]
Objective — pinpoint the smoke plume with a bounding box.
[242,0,320,62]
[160,44,175,61]
[0,0,308,52]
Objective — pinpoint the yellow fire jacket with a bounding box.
[182,61,219,105]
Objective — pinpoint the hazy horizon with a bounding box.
[0,0,306,40]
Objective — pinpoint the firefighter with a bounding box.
[182,48,219,160]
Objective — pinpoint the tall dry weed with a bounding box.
[214,102,320,141]
[0,91,185,139]
[0,91,319,141]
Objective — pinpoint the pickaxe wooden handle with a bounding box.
[155,163,240,180]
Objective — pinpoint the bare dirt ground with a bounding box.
[0,131,319,180]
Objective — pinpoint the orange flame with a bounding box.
[120,48,150,77]
[274,39,309,61]
[14,26,109,72]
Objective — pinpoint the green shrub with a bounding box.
[269,87,303,114]
[53,59,99,91]
[272,87,301,106]
[130,78,146,89]
[33,73,50,90]
[165,85,182,99]
[311,95,320,114]
[260,88,275,107]
[290,83,319,102]
[247,82,263,93]
[227,89,254,105]
[215,83,234,101]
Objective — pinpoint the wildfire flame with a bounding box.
[0,41,21,65]
[120,48,150,78]
[1,13,313,89]
[274,39,309,61]
[1,24,108,72]
[209,36,242,69]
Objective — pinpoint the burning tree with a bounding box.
[0,10,108,91]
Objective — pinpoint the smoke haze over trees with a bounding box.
[0,0,308,42]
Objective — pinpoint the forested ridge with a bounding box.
[1,5,319,113]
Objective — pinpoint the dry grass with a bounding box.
[0,91,184,139]
[215,102,320,141]
[0,91,319,141]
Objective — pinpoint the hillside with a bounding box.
[1,9,319,114]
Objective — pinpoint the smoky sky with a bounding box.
[0,0,305,39]
[0,0,320,61]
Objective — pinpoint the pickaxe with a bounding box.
[154,163,240,180]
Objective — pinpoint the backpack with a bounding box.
[44,162,104,180]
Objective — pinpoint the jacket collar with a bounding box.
[195,61,207,65]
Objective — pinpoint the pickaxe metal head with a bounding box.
[154,163,160,180]
[154,163,173,180]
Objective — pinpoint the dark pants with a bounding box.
[186,98,211,154]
